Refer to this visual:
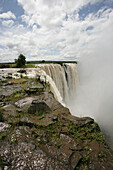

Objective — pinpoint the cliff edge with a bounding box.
[0,77,113,169]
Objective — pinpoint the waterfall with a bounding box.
[0,65,78,106]
[36,63,78,105]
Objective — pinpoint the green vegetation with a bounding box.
[6,90,24,102]
[0,132,7,140]
[98,151,107,161]
[82,154,89,163]
[15,54,26,68]
[66,120,106,144]
[0,60,77,68]
[25,64,35,68]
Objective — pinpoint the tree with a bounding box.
[15,54,26,68]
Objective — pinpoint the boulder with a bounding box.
[15,97,35,108]
[28,100,52,115]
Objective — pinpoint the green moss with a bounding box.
[36,143,40,147]
[98,151,107,161]
[94,121,98,125]
[66,120,106,144]
[80,135,87,140]
[0,132,7,140]
[82,154,89,163]
[85,144,90,151]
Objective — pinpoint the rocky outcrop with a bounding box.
[0,77,113,169]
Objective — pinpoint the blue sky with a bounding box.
[0,0,113,62]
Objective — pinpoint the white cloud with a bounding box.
[18,0,101,29]
[2,20,14,27]
[0,1,113,62]
[0,11,16,19]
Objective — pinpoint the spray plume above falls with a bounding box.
[0,0,113,62]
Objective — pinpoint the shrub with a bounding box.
[15,54,26,68]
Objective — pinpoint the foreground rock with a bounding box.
[0,77,113,169]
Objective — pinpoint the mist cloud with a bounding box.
[69,19,113,149]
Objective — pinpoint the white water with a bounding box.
[0,68,64,105]
[36,63,78,105]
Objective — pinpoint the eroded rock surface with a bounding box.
[0,77,113,169]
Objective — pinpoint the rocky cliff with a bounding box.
[0,77,113,169]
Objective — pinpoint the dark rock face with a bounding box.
[0,77,113,169]
[28,100,52,115]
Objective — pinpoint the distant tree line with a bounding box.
[0,64,10,68]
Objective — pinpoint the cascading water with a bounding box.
[36,63,78,105]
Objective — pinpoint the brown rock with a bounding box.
[70,151,82,169]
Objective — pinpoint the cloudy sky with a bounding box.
[0,0,113,62]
